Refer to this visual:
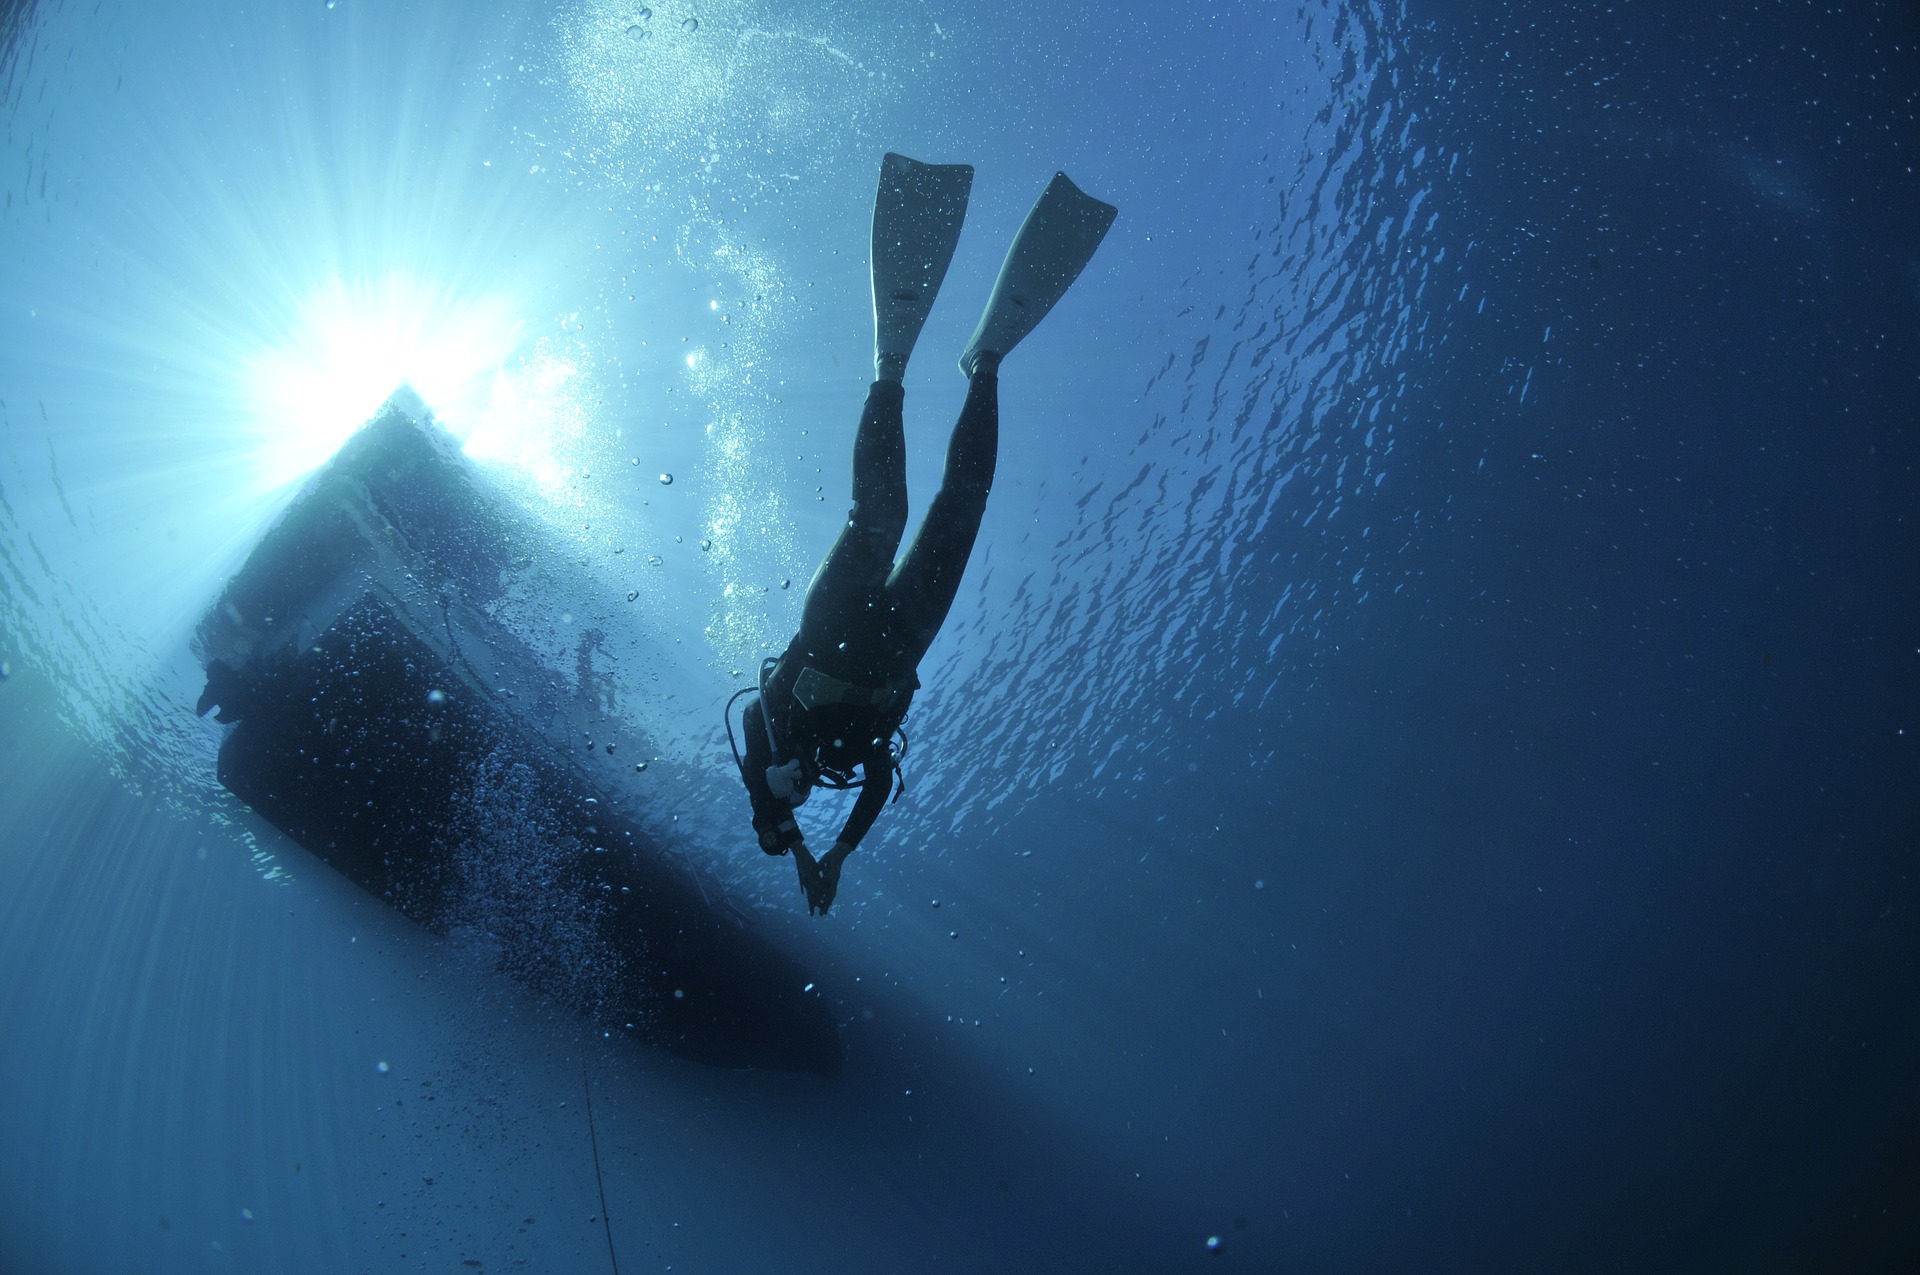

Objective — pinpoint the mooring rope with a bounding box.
[581,1057,622,1275]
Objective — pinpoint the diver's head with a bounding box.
[817,734,881,784]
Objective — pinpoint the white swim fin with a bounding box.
[960,171,1117,376]
[871,152,973,382]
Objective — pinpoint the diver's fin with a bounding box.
[872,152,974,382]
[960,171,1117,376]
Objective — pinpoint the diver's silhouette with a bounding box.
[734,153,1116,915]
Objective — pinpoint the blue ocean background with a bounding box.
[2,1,1916,1271]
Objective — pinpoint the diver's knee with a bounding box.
[934,483,991,520]
[848,501,908,540]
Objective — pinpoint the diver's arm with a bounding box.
[742,696,803,853]
[804,750,889,915]
[834,748,893,854]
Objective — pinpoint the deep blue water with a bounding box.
[2,1,1916,1272]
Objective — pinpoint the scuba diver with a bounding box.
[731,153,1116,916]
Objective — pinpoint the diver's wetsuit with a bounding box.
[742,360,1000,854]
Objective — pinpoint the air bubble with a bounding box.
[658,472,673,485]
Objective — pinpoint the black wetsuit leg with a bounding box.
[768,378,910,763]
[885,363,1000,667]
[794,380,909,652]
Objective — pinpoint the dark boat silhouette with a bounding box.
[195,392,840,1075]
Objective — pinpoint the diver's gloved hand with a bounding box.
[808,842,853,916]
[765,759,811,805]
[791,841,825,911]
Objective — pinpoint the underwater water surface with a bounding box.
[2,1,1917,1272]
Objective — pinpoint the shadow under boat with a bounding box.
[194,391,840,1076]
